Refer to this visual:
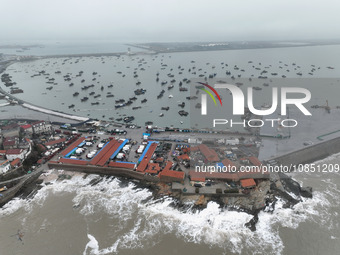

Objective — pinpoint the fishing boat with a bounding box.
[178,102,185,108]
[115,99,125,103]
[125,100,133,106]
[123,116,135,123]
[134,88,146,95]
[115,103,126,109]
[178,110,189,116]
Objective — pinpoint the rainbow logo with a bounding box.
[197,82,223,106]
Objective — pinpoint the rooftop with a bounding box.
[21,124,32,129]
[10,158,20,167]
[240,178,256,188]
[198,144,219,162]
[45,137,66,146]
[6,148,23,155]
[136,142,158,172]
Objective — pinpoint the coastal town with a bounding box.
[0,113,315,225]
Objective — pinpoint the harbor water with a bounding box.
[2,44,340,129]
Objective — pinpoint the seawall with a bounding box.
[269,136,340,166]
[48,163,160,182]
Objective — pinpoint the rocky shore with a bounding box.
[3,168,312,233]
[145,172,313,232]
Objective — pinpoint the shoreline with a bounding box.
[32,167,310,232]
[2,40,340,61]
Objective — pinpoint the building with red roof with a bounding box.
[10,158,21,168]
[90,139,123,167]
[6,148,25,161]
[60,137,85,156]
[221,158,236,169]
[3,136,19,150]
[159,161,185,183]
[159,162,185,183]
[248,156,262,167]
[159,170,185,183]
[177,154,190,161]
[145,163,161,174]
[20,124,33,133]
[190,146,199,152]
[190,176,206,182]
[240,178,256,188]
[198,144,219,162]
[108,161,136,170]
[136,143,158,172]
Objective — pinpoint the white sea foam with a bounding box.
[1,170,338,255]
[76,177,336,255]
[0,174,98,218]
[83,234,100,255]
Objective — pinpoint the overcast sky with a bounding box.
[1,0,340,43]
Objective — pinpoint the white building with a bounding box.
[226,138,239,145]
[6,148,26,161]
[0,160,11,174]
[32,121,53,134]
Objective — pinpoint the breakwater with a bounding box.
[47,162,159,182]
[269,136,340,166]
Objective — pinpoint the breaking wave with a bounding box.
[1,168,339,254]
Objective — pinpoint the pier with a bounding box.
[0,85,89,123]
